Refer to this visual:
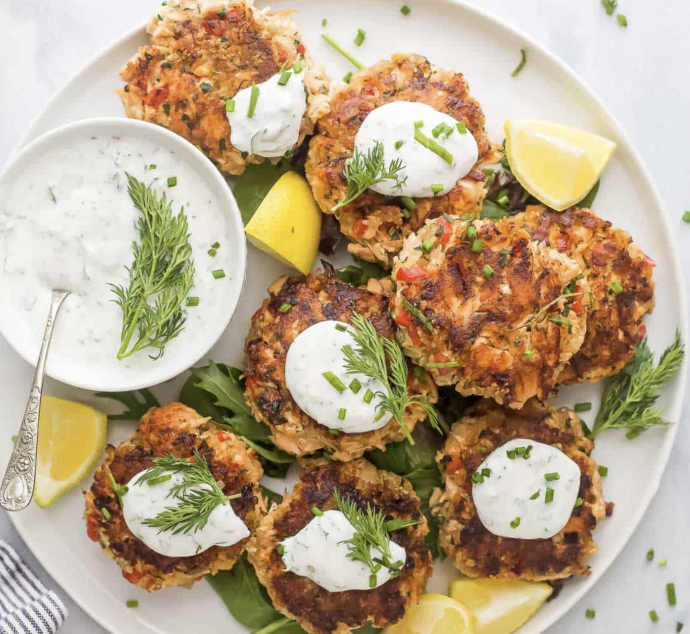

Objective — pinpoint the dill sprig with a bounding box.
[341,313,440,444]
[334,489,417,588]
[332,141,407,211]
[110,173,195,361]
[592,332,684,439]
[137,451,240,535]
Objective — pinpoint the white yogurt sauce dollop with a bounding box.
[227,69,307,158]
[281,510,406,592]
[354,101,479,198]
[284,321,393,433]
[122,469,249,557]
[472,438,581,540]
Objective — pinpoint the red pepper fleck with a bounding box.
[353,218,368,237]
[216,431,234,442]
[203,19,226,36]
[122,569,144,585]
[457,261,469,276]
[296,43,306,55]
[396,266,428,283]
[394,311,421,346]
[145,86,169,109]
[571,284,585,315]
[86,514,100,542]
[436,217,452,245]
[446,456,465,475]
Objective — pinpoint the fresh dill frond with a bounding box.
[137,451,240,535]
[592,332,684,439]
[341,313,440,444]
[110,173,195,361]
[334,489,416,586]
[332,141,407,211]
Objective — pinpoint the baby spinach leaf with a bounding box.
[234,161,292,225]
[335,256,387,287]
[577,180,600,209]
[480,198,510,220]
[94,389,160,421]
[260,485,283,506]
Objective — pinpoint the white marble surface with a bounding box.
[0,0,689,632]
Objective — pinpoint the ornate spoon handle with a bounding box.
[0,289,70,511]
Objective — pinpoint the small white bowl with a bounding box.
[0,118,247,392]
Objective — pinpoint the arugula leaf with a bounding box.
[335,256,387,287]
[95,389,160,421]
[234,162,292,225]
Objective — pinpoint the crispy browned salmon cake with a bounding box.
[430,399,606,581]
[117,0,329,175]
[248,459,433,634]
[391,215,591,408]
[244,269,438,461]
[84,402,265,592]
[512,205,655,384]
[305,53,501,268]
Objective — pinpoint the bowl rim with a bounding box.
[0,116,248,392]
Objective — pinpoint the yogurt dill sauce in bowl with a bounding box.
[0,118,246,391]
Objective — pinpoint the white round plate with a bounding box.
[0,117,247,392]
[1,1,687,634]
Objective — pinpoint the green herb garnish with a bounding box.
[401,297,433,332]
[414,128,454,165]
[354,28,366,46]
[511,49,527,77]
[321,34,363,68]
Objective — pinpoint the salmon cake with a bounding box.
[118,0,330,175]
[305,53,501,268]
[244,269,438,461]
[512,205,655,384]
[391,215,592,408]
[430,399,606,581]
[84,402,265,592]
[248,459,433,634]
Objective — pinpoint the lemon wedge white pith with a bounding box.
[504,119,616,211]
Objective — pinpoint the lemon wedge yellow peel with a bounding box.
[34,396,108,508]
[504,119,616,211]
[449,578,552,634]
[384,594,476,634]
[245,171,322,275]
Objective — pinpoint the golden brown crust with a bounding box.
[512,205,655,384]
[84,402,265,592]
[247,459,433,634]
[391,215,590,408]
[305,53,501,268]
[117,0,330,175]
[430,399,605,581]
[244,270,438,461]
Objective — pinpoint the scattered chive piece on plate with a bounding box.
[667,583,677,607]
[311,507,323,516]
[659,559,668,567]
[530,491,540,500]
[511,49,527,77]
[225,99,235,112]
[277,544,284,555]
[400,4,411,15]
[683,211,690,223]
[575,497,584,507]
[338,408,347,420]
[186,297,199,307]
[354,28,366,47]
[598,465,608,477]
[322,371,347,392]
[247,82,259,118]
[617,14,628,26]
[545,488,554,504]
[349,378,362,394]
[212,269,226,279]
[293,60,302,74]
[677,623,684,633]
[585,609,596,619]
[510,517,520,529]
[647,548,655,562]
[208,248,217,257]
[649,610,659,623]
[126,600,139,609]
[321,34,363,69]
[321,18,327,26]
[343,71,353,83]
[395,140,404,150]
[278,71,291,86]
[574,402,592,412]
[167,176,177,187]
[329,428,339,435]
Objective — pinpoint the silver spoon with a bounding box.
[0,289,71,511]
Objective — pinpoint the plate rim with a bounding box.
[6,2,688,634]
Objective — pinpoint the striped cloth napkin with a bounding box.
[0,542,67,634]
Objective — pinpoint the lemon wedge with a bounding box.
[34,396,108,508]
[245,171,322,275]
[449,578,552,634]
[384,594,476,634]
[504,119,616,211]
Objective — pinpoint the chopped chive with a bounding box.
[426,361,459,369]
[277,543,285,555]
[683,211,690,223]
[401,196,417,211]
[343,71,353,83]
[400,4,411,15]
[483,265,495,280]
[312,507,323,516]
[369,574,377,588]
[471,472,485,484]
[167,176,177,187]
[617,14,628,26]
[456,121,467,134]
[545,488,554,504]
[598,465,608,477]
[548,315,573,332]
[422,239,435,253]
[401,298,434,331]
[414,120,424,129]
[431,183,444,195]
[293,60,302,74]
[659,559,668,567]
[471,239,484,252]
[321,18,327,26]
[544,472,560,481]
[575,497,584,507]
[677,623,684,632]
[212,269,226,279]
[413,366,425,382]
[649,610,659,623]
[349,378,362,394]
[363,389,374,404]
[278,71,291,86]
[496,194,509,207]
[510,517,521,529]
[466,226,477,240]
[585,609,596,619]
[322,371,347,392]
[101,508,111,520]
[414,128,454,165]
[667,583,677,607]
[247,82,259,118]
[395,140,404,150]
[338,408,347,420]
[647,548,655,562]
[610,281,624,294]
[432,122,447,138]
[481,468,491,477]
[511,49,527,77]
[126,600,139,609]
[208,248,217,257]
[186,296,200,307]
[212,241,220,248]
[321,34,363,69]
[335,323,347,332]
[279,303,291,313]
[147,474,172,486]
[574,402,592,412]
[479,446,488,455]
[354,28,366,47]
[225,99,235,112]
[329,428,340,435]
[524,350,534,359]
[530,490,540,500]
